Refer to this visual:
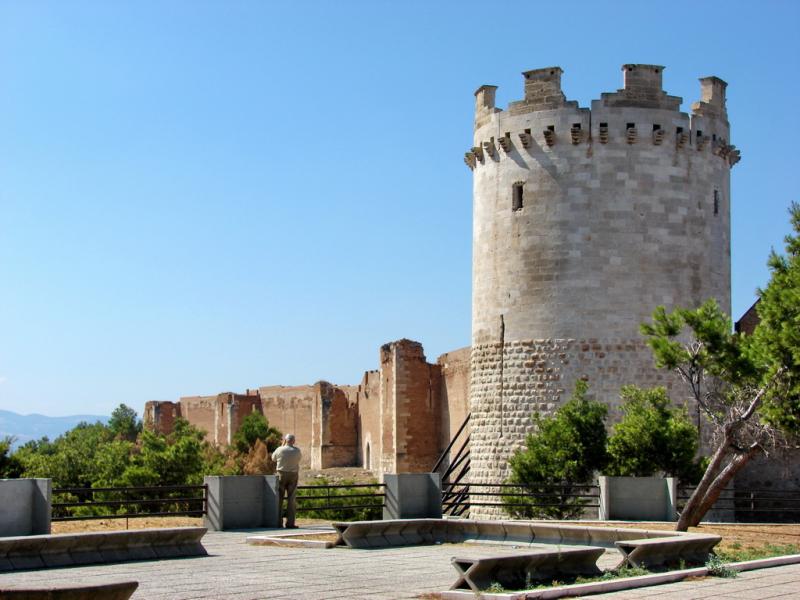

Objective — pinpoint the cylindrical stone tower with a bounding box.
[466,65,738,518]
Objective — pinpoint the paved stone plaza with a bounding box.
[1,527,798,599]
[594,562,800,599]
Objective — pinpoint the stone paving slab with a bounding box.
[589,562,800,599]
[0,527,798,599]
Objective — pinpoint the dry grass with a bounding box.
[52,515,335,534]
[51,516,204,534]
[606,522,800,554]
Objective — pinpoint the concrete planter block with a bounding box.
[204,475,279,531]
[383,474,442,520]
[0,479,51,537]
[599,476,677,521]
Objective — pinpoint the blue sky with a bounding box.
[1,1,798,416]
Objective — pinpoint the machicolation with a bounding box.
[467,64,737,517]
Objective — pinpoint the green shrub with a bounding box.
[296,477,383,521]
[504,381,608,519]
[605,386,706,484]
[705,555,738,578]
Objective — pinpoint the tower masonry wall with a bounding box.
[467,64,738,518]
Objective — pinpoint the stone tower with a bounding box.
[466,65,739,517]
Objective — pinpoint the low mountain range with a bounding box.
[0,409,108,447]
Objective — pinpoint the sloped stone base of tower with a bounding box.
[468,338,689,520]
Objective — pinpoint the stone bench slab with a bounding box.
[616,533,722,569]
[451,546,605,592]
[0,527,207,572]
[333,519,720,569]
[0,581,138,599]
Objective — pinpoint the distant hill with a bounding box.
[0,410,108,447]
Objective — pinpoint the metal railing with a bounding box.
[295,482,385,520]
[436,413,471,516]
[678,486,800,522]
[442,482,601,519]
[52,484,208,524]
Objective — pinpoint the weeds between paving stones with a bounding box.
[705,555,738,578]
[481,565,653,593]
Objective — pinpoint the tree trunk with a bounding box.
[686,444,760,528]
[676,439,729,531]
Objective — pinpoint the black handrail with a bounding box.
[52,484,208,524]
[432,413,470,474]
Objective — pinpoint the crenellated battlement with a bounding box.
[469,60,736,519]
[466,63,739,170]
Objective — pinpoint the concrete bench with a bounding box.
[0,581,138,599]
[0,527,207,572]
[615,533,722,569]
[333,519,675,549]
[333,519,720,569]
[450,547,604,592]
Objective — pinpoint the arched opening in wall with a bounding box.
[365,442,371,471]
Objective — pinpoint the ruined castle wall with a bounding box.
[391,340,442,473]
[468,65,735,517]
[258,385,316,468]
[317,382,359,468]
[180,395,223,445]
[352,370,381,472]
[143,400,181,435]
[225,394,263,445]
[177,393,261,447]
[379,346,397,474]
[437,347,471,469]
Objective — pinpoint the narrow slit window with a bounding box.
[677,127,684,134]
[547,125,555,132]
[697,129,703,139]
[626,122,635,130]
[713,190,719,215]
[572,123,581,129]
[512,183,524,212]
[653,124,661,131]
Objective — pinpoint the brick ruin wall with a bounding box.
[143,339,472,476]
[437,347,471,474]
[257,385,316,467]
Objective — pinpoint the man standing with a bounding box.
[272,433,301,528]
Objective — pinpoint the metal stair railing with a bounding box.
[434,413,471,516]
